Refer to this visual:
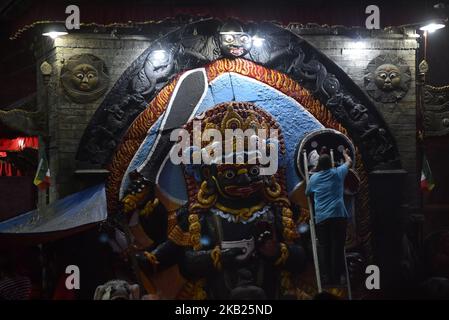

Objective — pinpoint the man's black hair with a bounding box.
[317,154,332,171]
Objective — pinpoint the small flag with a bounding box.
[421,154,435,192]
[33,137,50,190]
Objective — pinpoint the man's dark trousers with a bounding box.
[316,217,347,286]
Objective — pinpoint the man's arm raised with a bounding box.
[343,148,352,168]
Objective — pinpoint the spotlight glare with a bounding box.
[419,23,445,33]
[353,41,365,49]
[42,31,68,39]
[150,49,169,65]
[252,36,265,48]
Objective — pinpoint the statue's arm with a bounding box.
[179,248,219,278]
[135,239,184,275]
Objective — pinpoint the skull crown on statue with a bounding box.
[219,20,253,58]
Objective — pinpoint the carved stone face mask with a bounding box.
[374,64,401,91]
[60,54,110,103]
[364,54,411,103]
[70,64,99,91]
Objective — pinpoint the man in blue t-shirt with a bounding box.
[305,148,352,286]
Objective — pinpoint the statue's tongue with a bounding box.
[225,184,260,196]
[230,47,244,56]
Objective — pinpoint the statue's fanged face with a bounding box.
[70,63,99,91]
[213,164,265,198]
[219,20,252,57]
[374,64,401,91]
[220,33,252,57]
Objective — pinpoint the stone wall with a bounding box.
[35,32,419,212]
[303,35,419,210]
[36,34,155,199]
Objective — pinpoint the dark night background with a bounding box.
[0,0,448,300]
[0,0,448,108]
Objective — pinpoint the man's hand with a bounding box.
[342,148,353,167]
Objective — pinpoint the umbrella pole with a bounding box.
[38,243,48,299]
[112,213,145,296]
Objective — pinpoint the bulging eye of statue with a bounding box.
[389,72,398,79]
[249,166,260,176]
[224,34,234,43]
[87,72,97,79]
[379,72,387,79]
[76,73,84,80]
[240,35,250,44]
[223,169,236,180]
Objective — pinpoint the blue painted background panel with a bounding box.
[121,72,323,203]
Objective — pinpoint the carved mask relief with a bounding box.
[374,64,401,91]
[71,63,99,91]
[61,54,110,103]
[364,54,411,103]
[219,20,252,57]
[423,85,449,137]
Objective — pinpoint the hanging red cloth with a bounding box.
[0,161,11,176]
[0,136,38,152]
[0,160,22,176]
[52,274,76,300]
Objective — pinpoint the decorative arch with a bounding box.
[76,19,401,174]
[106,58,372,259]
[74,19,404,270]
[107,58,348,213]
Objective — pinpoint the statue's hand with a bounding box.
[221,247,245,268]
[134,250,160,274]
[140,198,160,217]
[122,195,137,214]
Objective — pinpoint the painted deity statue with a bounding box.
[122,102,307,299]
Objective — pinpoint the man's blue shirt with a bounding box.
[305,163,349,224]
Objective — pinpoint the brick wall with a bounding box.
[303,35,419,209]
[37,34,155,199]
[36,33,419,210]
